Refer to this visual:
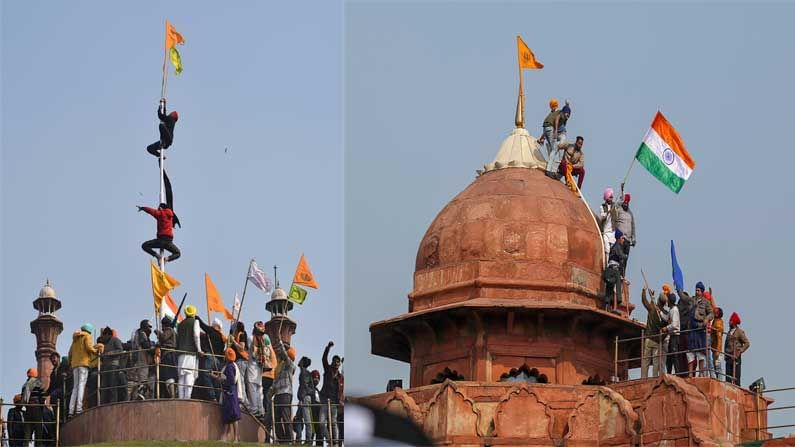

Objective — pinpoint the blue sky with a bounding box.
[1,1,343,399]
[345,1,795,434]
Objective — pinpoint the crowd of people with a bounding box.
[639,282,751,385]
[534,98,751,387]
[4,305,344,445]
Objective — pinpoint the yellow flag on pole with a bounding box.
[151,262,181,312]
[292,253,319,289]
[517,36,543,69]
[205,273,234,320]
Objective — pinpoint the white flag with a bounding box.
[247,260,273,293]
[232,293,241,318]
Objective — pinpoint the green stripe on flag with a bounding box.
[636,143,686,193]
[288,283,308,304]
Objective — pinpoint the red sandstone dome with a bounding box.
[410,166,604,313]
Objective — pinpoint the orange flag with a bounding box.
[517,36,543,69]
[205,273,234,320]
[292,254,319,289]
[165,20,185,50]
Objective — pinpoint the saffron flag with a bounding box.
[205,273,234,320]
[292,253,319,289]
[517,36,543,69]
[248,260,273,293]
[288,283,308,305]
[151,262,181,312]
[671,240,685,292]
[165,20,185,49]
[170,47,183,75]
[636,112,695,193]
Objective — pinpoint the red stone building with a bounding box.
[359,127,773,446]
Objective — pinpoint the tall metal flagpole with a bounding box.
[155,20,169,332]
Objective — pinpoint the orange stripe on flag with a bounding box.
[651,111,695,169]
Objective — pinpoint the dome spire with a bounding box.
[514,83,525,128]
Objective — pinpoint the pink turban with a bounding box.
[603,187,614,201]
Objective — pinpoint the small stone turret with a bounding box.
[264,286,296,346]
[30,280,64,390]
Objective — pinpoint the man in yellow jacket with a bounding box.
[67,324,103,416]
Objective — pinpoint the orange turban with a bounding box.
[225,348,236,362]
[287,347,296,361]
[662,284,672,294]
[549,98,559,109]
[27,368,38,378]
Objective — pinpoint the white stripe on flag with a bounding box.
[643,127,693,180]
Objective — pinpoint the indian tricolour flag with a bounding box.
[635,112,695,193]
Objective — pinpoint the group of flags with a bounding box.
[515,35,695,193]
[165,20,185,75]
[149,254,320,322]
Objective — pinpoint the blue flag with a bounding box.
[671,240,684,291]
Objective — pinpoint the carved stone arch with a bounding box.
[638,375,712,445]
[564,386,637,445]
[493,384,553,439]
[422,380,482,440]
[384,388,424,426]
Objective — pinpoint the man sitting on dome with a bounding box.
[602,230,627,311]
[557,136,585,191]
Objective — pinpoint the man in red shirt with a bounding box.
[138,203,181,262]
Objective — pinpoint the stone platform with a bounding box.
[356,375,773,446]
[60,399,267,445]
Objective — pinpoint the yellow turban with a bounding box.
[184,305,197,317]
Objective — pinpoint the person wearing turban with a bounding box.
[599,188,619,264]
[538,98,570,176]
[725,312,750,386]
[6,395,26,447]
[614,188,636,277]
[175,305,203,399]
[271,334,297,442]
[218,348,243,442]
[660,286,685,376]
[602,229,627,311]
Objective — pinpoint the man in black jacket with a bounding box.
[146,99,179,158]
[98,326,127,403]
[197,317,225,401]
[6,394,26,447]
[318,341,342,446]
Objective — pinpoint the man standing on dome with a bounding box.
[176,305,203,399]
[138,203,181,263]
[602,230,626,311]
[598,188,618,263]
[537,98,569,175]
[614,190,636,278]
